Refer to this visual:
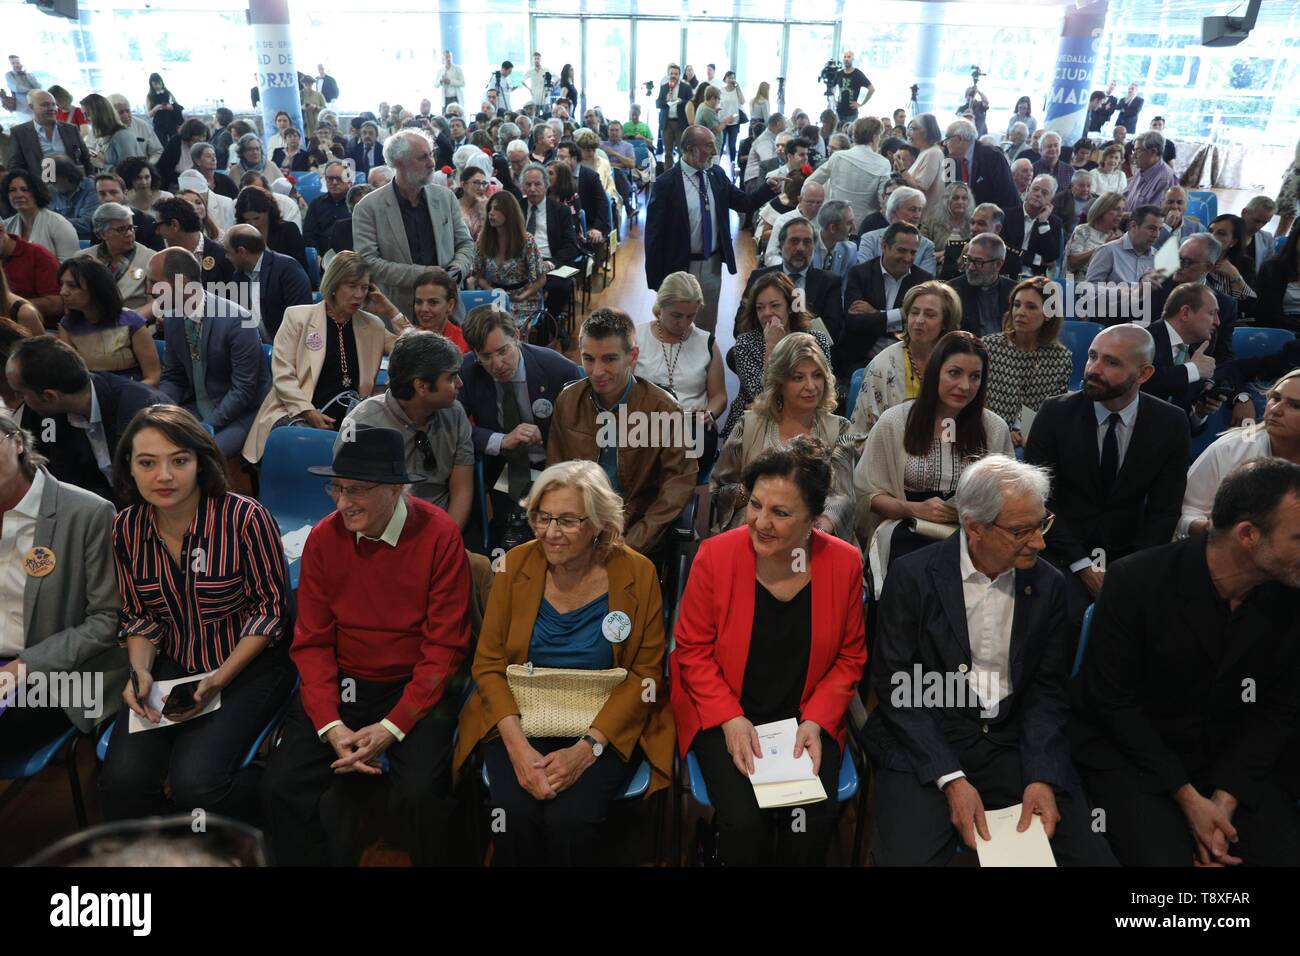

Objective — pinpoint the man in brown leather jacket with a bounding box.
[548,308,698,557]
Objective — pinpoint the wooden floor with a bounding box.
[0,181,1267,867]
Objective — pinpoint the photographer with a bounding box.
[523,53,551,114]
[833,50,874,125]
[962,72,989,137]
[486,61,516,114]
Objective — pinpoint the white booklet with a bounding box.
[975,803,1057,867]
[747,718,828,808]
[127,673,222,733]
[281,523,314,562]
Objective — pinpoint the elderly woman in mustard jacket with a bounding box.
[454,460,674,866]
[242,250,400,463]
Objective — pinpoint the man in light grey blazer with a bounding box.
[0,416,122,759]
[151,248,271,458]
[352,129,475,322]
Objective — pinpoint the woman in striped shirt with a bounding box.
[99,405,296,824]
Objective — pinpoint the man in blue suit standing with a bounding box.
[149,248,271,458]
[644,125,779,333]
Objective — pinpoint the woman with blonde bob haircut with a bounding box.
[241,250,399,462]
[851,279,962,440]
[635,271,728,466]
[454,459,675,866]
[712,333,857,541]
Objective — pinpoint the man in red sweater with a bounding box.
[0,229,62,324]
[262,425,473,866]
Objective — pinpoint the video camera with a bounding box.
[970,65,986,86]
[818,60,842,98]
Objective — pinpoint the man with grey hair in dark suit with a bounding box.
[0,413,123,761]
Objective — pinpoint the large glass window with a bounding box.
[685,19,733,86]
[535,15,583,111]
[733,21,783,105]
[633,18,685,140]
[587,18,633,122]
[782,23,836,122]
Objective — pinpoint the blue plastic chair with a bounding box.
[1072,603,1095,677]
[1277,233,1289,255]
[261,342,273,374]
[0,724,85,827]
[1189,401,1233,461]
[1060,320,1103,392]
[78,238,91,250]
[481,757,653,801]
[459,289,501,314]
[684,747,859,808]
[304,247,321,291]
[295,171,322,204]
[1232,326,1295,360]
[259,427,338,589]
[848,366,866,414]
[1188,190,1217,222]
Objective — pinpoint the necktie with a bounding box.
[500,384,532,499]
[958,157,969,184]
[1100,412,1121,489]
[526,202,538,234]
[696,170,713,258]
[1173,342,1190,365]
[788,271,804,289]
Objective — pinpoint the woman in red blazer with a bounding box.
[671,435,867,866]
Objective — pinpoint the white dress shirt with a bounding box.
[525,198,549,259]
[680,157,719,258]
[0,469,45,656]
[1066,393,1140,573]
[935,530,1016,790]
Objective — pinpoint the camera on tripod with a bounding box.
[970,65,986,86]
[818,60,841,97]
[644,80,654,96]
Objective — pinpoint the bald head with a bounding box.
[1097,324,1155,367]
[682,125,713,150]
[27,89,56,126]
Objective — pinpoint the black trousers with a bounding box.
[1080,764,1300,867]
[262,677,457,866]
[870,737,1117,866]
[481,736,637,866]
[98,647,296,825]
[542,274,574,321]
[693,725,841,866]
[0,698,73,760]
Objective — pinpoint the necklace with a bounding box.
[656,320,685,392]
[330,313,354,388]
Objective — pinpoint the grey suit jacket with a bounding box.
[17,471,124,733]
[351,181,475,320]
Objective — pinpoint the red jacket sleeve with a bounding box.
[673,536,745,731]
[290,522,343,732]
[800,546,868,740]
[385,520,473,734]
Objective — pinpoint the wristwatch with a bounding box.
[581,733,604,757]
[1234,392,1252,406]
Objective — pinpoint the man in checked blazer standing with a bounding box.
[352,129,475,323]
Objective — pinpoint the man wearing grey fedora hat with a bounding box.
[262,423,474,866]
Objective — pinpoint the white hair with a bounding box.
[955,455,1051,526]
[946,118,978,143]
[886,186,925,221]
[506,138,529,158]
[382,128,432,169]
[453,144,483,170]
[1040,130,1062,147]
[1010,121,1028,138]
[1029,173,1058,193]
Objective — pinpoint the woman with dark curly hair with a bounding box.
[116,155,172,215]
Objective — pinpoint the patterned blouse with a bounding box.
[472,233,545,321]
[720,325,834,442]
[981,333,1074,431]
[1065,224,1116,283]
[903,437,968,498]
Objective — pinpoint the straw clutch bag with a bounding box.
[506,662,628,738]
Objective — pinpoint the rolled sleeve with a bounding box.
[238,503,290,643]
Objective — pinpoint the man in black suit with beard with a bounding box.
[840,222,930,373]
[1024,324,1189,628]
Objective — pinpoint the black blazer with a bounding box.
[1255,256,1300,334]
[865,534,1076,790]
[574,163,611,238]
[268,220,310,275]
[528,196,581,266]
[1024,390,1189,569]
[157,134,194,191]
[1051,188,1092,230]
[1142,313,1238,415]
[210,171,239,200]
[6,120,93,178]
[655,83,690,123]
[1115,95,1144,132]
[1086,94,1117,132]
[1069,536,1300,806]
[644,161,775,289]
[249,249,313,340]
[949,274,1015,337]
[737,263,847,342]
[968,142,1020,216]
[1000,208,1064,277]
[347,141,383,178]
[456,342,582,488]
[328,216,354,255]
[840,259,931,370]
[198,236,235,287]
[20,373,172,507]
